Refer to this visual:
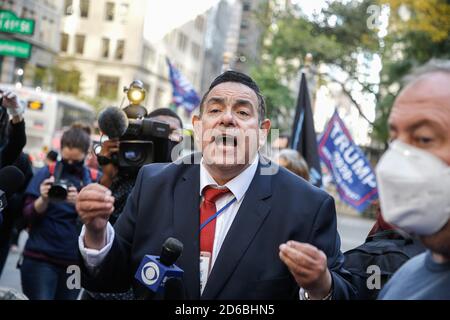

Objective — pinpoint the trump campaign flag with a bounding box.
[166,58,200,113]
[318,111,378,212]
[290,73,322,187]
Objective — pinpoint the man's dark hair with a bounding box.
[61,123,91,154]
[46,150,58,162]
[148,108,183,128]
[200,70,266,121]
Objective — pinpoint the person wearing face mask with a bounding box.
[376,59,450,300]
[20,123,100,300]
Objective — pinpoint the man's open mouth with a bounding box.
[213,134,238,147]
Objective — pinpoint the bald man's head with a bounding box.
[389,60,450,165]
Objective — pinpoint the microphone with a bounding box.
[0,166,25,225]
[97,106,129,139]
[135,237,184,298]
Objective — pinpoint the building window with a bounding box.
[195,16,204,31]
[75,34,86,54]
[115,40,125,60]
[105,2,115,21]
[97,75,119,99]
[243,2,251,11]
[191,42,200,60]
[118,3,129,23]
[20,7,28,18]
[64,0,73,15]
[40,17,47,41]
[177,32,188,52]
[101,38,110,58]
[60,33,69,52]
[80,0,89,18]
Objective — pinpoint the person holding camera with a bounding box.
[0,89,26,169]
[97,107,183,224]
[20,124,100,300]
[79,108,183,300]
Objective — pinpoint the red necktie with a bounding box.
[200,187,231,255]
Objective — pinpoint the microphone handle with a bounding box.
[164,277,185,300]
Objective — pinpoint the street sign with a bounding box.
[0,39,31,59]
[0,10,35,35]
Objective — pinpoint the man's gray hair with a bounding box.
[403,59,450,86]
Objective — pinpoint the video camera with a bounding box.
[97,80,173,173]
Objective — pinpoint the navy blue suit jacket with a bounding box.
[81,154,356,300]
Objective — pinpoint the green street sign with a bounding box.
[0,10,35,35]
[0,39,31,58]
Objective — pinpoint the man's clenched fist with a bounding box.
[76,183,115,250]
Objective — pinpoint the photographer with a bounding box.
[0,90,26,169]
[98,107,183,224]
[81,108,183,300]
[20,124,99,300]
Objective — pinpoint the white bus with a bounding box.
[0,84,96,167]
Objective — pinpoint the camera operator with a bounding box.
[0,90,26,169]
[20,123,100,300]
[81,108,183,300]
[97,107,183,224]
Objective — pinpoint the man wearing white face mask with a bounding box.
[377,59,450,300]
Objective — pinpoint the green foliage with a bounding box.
[374,0,450,146]
[252,0,381,131]
[253,0,450,147]
[250,63,293,125]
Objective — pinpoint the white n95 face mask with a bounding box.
[375,140,450,236]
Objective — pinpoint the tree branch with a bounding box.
[319,72,374,126]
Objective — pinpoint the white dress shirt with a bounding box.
[78,155,259,272]
[199,154,259,269]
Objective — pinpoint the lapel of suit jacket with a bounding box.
[201,160,273,299]
[173,162,201,300]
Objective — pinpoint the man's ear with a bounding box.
[192,114,202,146]
[259,119,271,146]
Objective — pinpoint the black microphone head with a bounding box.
[0,166,25,196]
[98,106,129,138]
[160,237,183,266]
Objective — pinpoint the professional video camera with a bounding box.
[97,80,174,173]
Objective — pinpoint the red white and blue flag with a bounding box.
[166,58,200,113]
[318,111,378,212]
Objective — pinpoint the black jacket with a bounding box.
[0,120,26,169]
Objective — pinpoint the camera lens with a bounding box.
[118,141,154,168]
[123,148,144,164]
[48,184,68,201]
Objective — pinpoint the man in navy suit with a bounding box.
[76,71,356,300]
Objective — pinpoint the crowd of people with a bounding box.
[0,59,449,300]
